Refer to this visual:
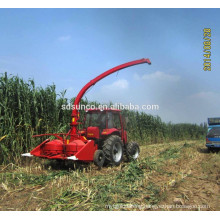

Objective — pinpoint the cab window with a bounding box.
[107,112,121,129]
[207,127,220,138]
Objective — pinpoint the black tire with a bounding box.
[103,135,123,166]
[207,148,212,153]
[94,150,105,167]
[126,142,140,161]
[208,148,219,153]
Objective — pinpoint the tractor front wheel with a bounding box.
[126,142,140,161]
[103,135,123,166]
[94,150,105,167]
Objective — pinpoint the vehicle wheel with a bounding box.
[94,150,105,167]
[208,147,215,153]
[126,142,140,161]
[103,135,123,166]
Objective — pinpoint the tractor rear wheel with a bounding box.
[103,135,123,166]
[94,150,105,167]
[126,142,140,161]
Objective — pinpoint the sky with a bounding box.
[0,8,220,124]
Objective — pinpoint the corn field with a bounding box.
[0,73,207,164]
[123,110,207,144]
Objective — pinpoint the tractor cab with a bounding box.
[81,109,127,144]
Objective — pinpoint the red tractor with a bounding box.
[80,108,138,167]
[22,58,151,167]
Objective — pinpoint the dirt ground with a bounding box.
[0,140,219,211]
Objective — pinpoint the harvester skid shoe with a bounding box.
[67,156,78,160]
[21,153,33,157]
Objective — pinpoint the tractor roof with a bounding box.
[85,108,121,112]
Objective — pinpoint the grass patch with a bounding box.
[117,161,144,183]
[144,182,165,205]
[0,170,70,187]
[2,141,217,211]
[158,142,193,161]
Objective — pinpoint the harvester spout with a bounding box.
[70,58,151,135]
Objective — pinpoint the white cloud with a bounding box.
[0,58,10,64]
[0,68,8,73]
[102,79,129,90]
[133,73,141,80]
[134,71,180,82]
[189,91,220,100]
[67,87,74,91]
[58,35,71,41]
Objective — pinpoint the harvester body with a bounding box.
[22,58,151,166]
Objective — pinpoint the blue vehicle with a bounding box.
[206,117,220,150]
